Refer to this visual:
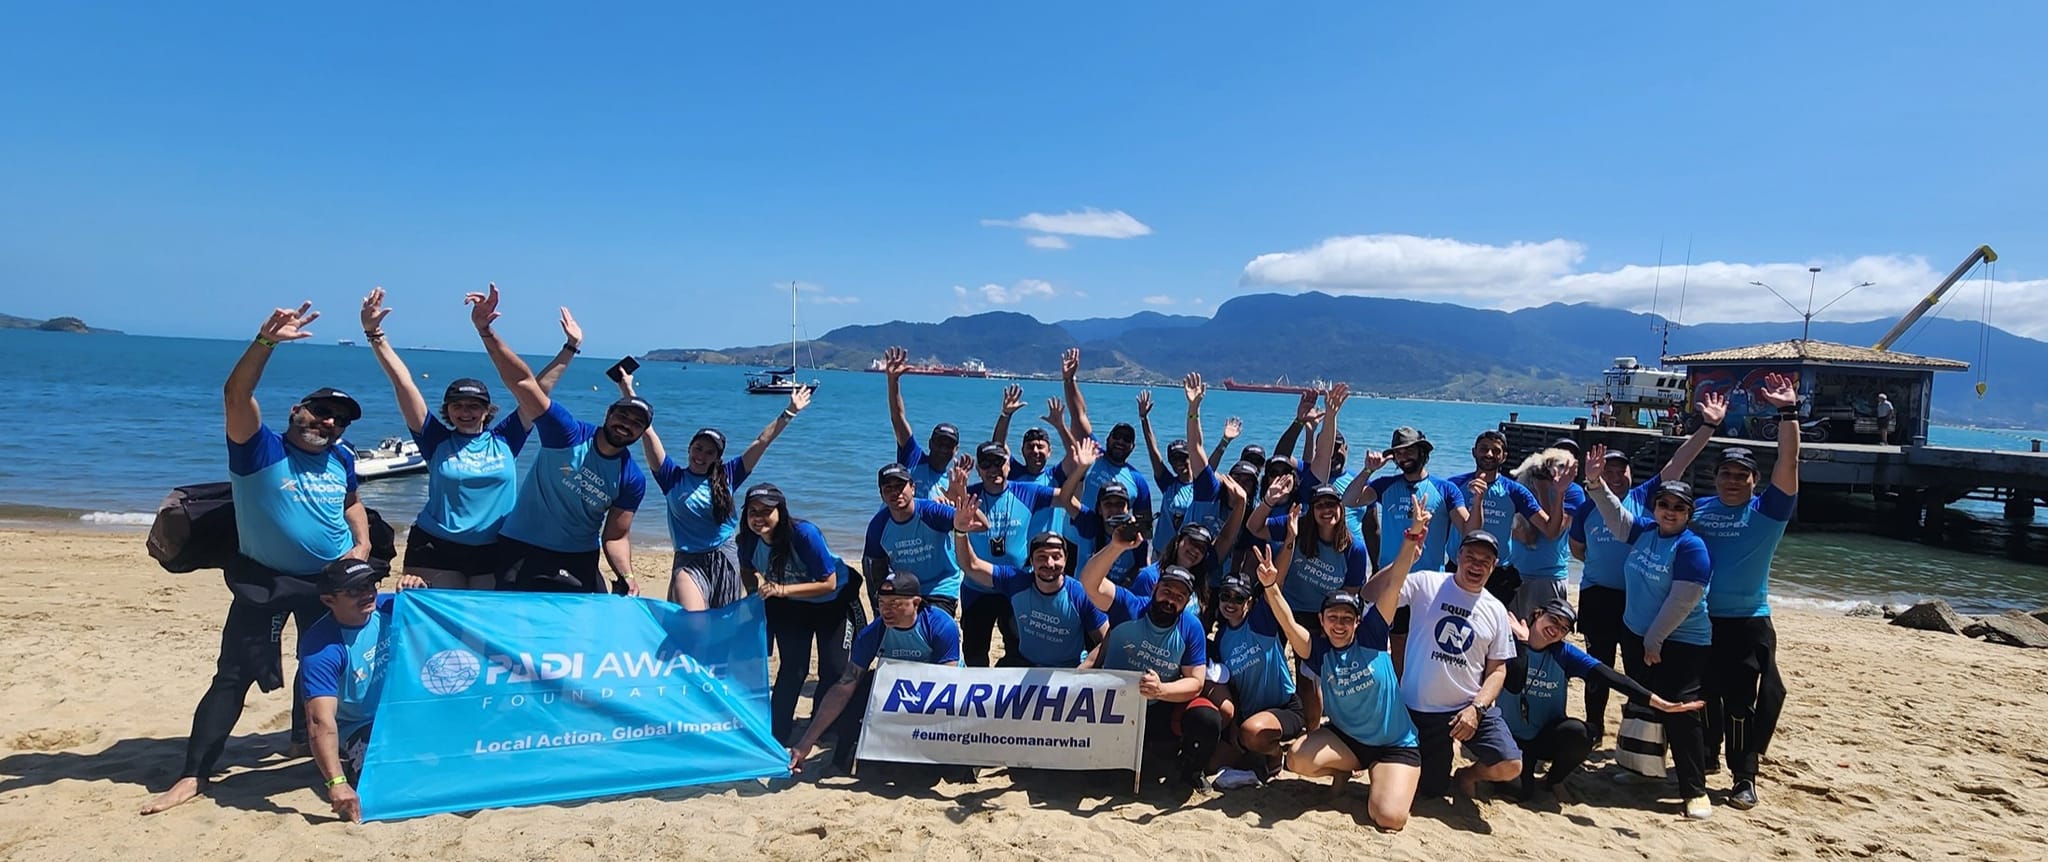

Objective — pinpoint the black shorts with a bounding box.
[1329,726,1422,768]
[1249,693,1308,741]
[1577,584,1627,645]
[923,594,960,617]
[497,536,604,593]
[403,524,502,576]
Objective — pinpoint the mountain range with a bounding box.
[644,292,2039,427]
[0,312,120,334]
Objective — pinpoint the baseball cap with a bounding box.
[1177,522,1216,546]
[1228,460,1260,482]
[1216,574,1257,600]
[1551,437,1583,457]
[1653,480,1696,507]
[1096,482,1131,503]
[930,423,960,443]
[317,558,383,594]
[1474,429,1507,445]
[443,378,492,404]
[976,441,1008,461]
[298,387,363,423]
[692,427,727,451]
[1155,565,1197,593]
[1602,449,1633,464]
[1461,530,1502,556]
[1719,447,1760,473]
[1239,444,1268,467]
[1536,597,1578,630]
[1321,589,1365,613]
[876,464,913,486]
[607,396,653,423]
[1309,483,1342,503]
[743,483,785,509]
[1166,440,1190,460]
[1027,531,1069,553]
[877,571,922,597]
[1022,427,1049,443]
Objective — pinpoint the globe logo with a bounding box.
[420,649,482,695]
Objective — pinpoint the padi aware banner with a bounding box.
[857,661,1146,774]
[356,591,785,821]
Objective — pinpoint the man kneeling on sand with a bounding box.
[297,559,398,822]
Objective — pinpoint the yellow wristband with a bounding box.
[254,335,278,349]
[325,774,348,788]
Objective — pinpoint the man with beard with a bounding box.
[863,464,964,616]
[946,437,1089,666]
[1056,348,1154,531]
[1343,425,1470,673]
[469,285,645,595]
[882,345,961,499]
[296,559,397,823]
[789,571,962,775]
[1449,430,1545,604]
[144,301,395,815]
[992,384,1062,487]
[1079,531,1219,790]
[951,508,1110,668]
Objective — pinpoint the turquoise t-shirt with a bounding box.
[1303,615,1417,748]
[228,425,358,575]
[411,414,530,545]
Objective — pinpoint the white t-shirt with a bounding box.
[1397,570,1517,713]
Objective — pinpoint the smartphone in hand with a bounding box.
[606,355,641,383]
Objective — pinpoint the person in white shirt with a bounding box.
[1397,530,1522,799]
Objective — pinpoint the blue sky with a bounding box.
[3,3,2044,351]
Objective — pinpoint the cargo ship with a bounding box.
[1221,376,1325,395]
[866,357,991,378]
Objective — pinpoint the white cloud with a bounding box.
[1025,235,1070,250]
[1142,295,1176,306]
[1240,234,2048,338]
[955,278,1058,307]
[981,208,1153,243]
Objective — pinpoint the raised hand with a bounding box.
[1284,503,1302,544]
[559,307,583,351]
[1585,442,1609,470]
[1759,372,1799,408]
[787,384,812,415]
[949,455,973,492]
[1136,390,1154,419]
[260,301,320,342]
[953,488,988,533]
[1072,436,1100,469]
[1465,474,1490,502]
[1061,348,1080,381]
[1042,396,1066,428]
[360,288,392,333]
[1001,384,1025,416]
[1697,389,1729,426]
[1252,544,1280,588]
[1183,372,1206,406]
[615,370,636,395]
[1301,406,1326,427]
[1506,613,1530,642]
[1408,492,1433,537]
[1222,416,1242,440]
[1325,381,1351,414]
[883,346,909,379]
[464,283,501,332]
[1363,450,1389,473]
[1263,474,1297,508]
[1293,391,1318,423]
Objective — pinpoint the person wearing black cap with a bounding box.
[1693,372,1801,811]
[1208,563,1308,790]
[881,345,962,499]
[737,482,860,743]
[1057,463,1154,592]
[950,498,1110,668]
[615,370,808,609]
[143,300,377,816]
[466,285,646,596]
[789,571,961,775]
[1449,430,1546,604]
[1582,443,1716,820]
[1568,390,1724,746]
[950,434,1089,666]
[1276,495,1433,831]
[296,558,398,822]
[1055,347,1156,538]
[1395,526,1524,802]
[1139,374,1243,572]
[359,287,583,590]
[1078,526,1220,790]
[862,462,965,616]
[990,384,1065,487]
[1499,598,1705,804]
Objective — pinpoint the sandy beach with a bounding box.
[2,525,2044,862]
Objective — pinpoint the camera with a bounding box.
[988,535,1007,558]
[1106,512,1144,544]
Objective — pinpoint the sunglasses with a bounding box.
[976,456,1007,470]
[1218,593,1252,606]
[302,402,353,425]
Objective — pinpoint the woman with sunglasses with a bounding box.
[359,288,582,589]
[1207,538,1309,790]
[738,482,859,743]
[1278,494,1430,832]
[614,373,809,608]
[1582,442,1717,821]
[1500,598,1705,803]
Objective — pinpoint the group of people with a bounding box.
[141,290,1801,832]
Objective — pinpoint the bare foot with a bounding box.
[139,777,204,815]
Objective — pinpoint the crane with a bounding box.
[1872,244,1998,352]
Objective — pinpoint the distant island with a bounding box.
[645,291,2048,428]
[0,313,121,335]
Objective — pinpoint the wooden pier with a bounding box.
[1500,421,2048,542]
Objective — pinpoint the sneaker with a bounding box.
[1683,795,1714,820]
[1214,768,1262,790]
[1727,779,1760,810]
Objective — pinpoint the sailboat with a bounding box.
[746,282,820,396]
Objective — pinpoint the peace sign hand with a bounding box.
[260,301,320,342]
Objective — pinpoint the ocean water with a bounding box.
[4,328,2043,614]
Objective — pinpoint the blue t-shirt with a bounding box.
[228,425,358,575]
[499,402,647,553]
[653,455,752,553]
[740,519,841,605]
[1366,474,1466,571]
[1056,455,1153,525]
[411,414,531,545]
[1073,506,1150,588]
[897,438,953,499]
[1102,586,1207,691]
[1215,600,1296,714]
[851,606,962,667]
[1447,471,1541,562]
[963,481,1060,598]
[297,594,396,741]
[1264,512,1372,611]
[990,565,1107,667]
[1501,641,1600,741]
[1570,481,1653,590]
[1621,514,1714,646]
[1154,466,1226,555]
[1692,486,1796,618]
[863,499,963,601]
[1007,458,1053,487]
[1511,483,1584,580]
[1302,616,1417,748]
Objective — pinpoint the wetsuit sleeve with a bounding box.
[533,401,582,448]
[1178,614,1208,666]
[413,414,453,456]
[1757,485,1796,521]
[916,499,956,532]
[652,456,687,494]
[614,461,647,512]
[1558,643,1602,678]
[227,425,286,476]
[1585,657,1658,703]
[928,610,962,665]
[493,412,533,456]
[793,521,834,584]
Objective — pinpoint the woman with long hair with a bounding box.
[615,372,808,608]
[1508,447,1581,621]
[738,482,861,743]
[359,287,581,589]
